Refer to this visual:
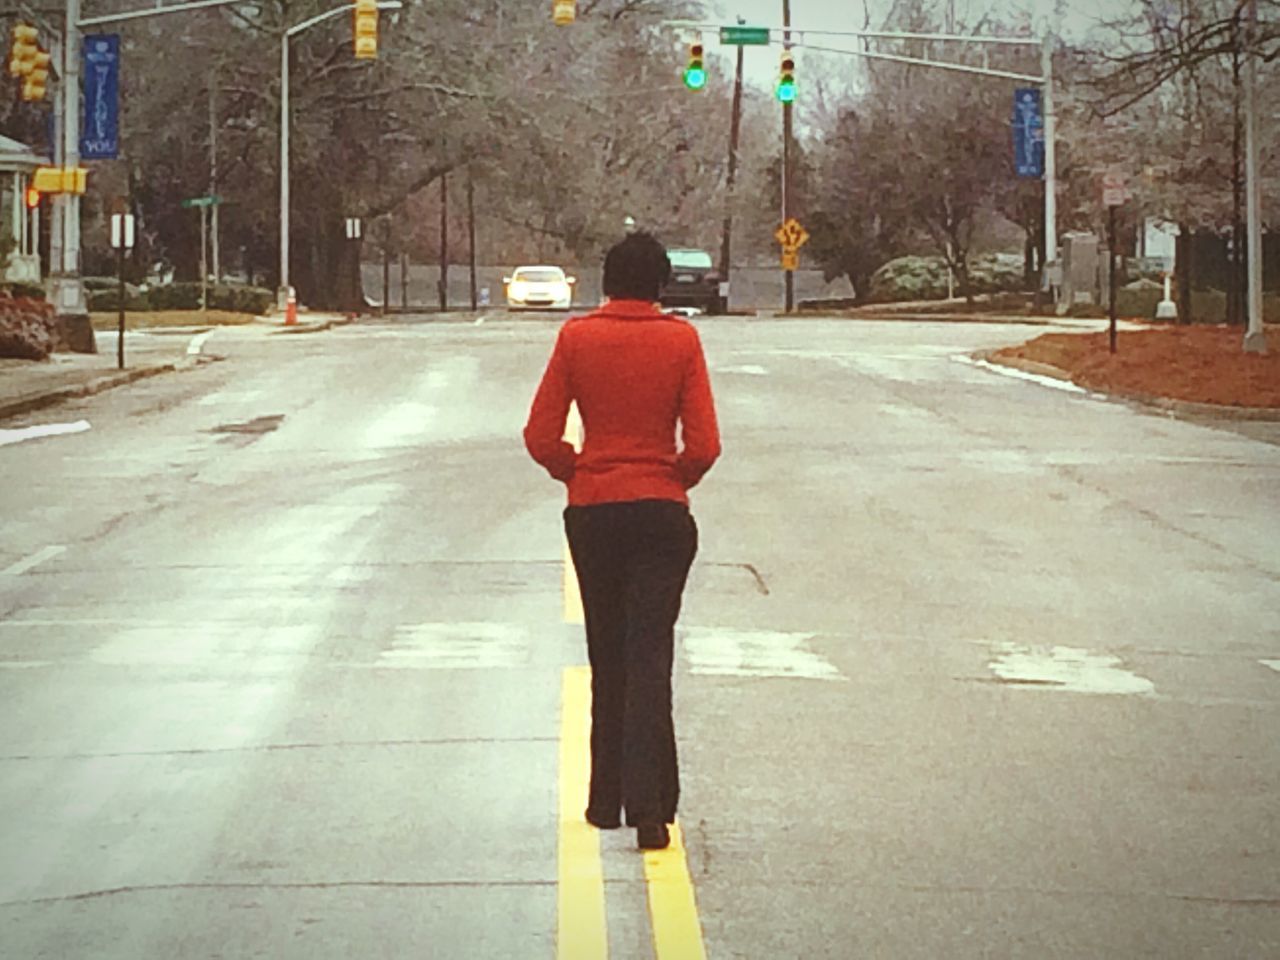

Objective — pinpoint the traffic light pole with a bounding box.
[717,39,744,309]
[46,0,92,350]
[782,0,793,314]
[277,0,403,308]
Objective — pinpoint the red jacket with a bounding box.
[524,299,721,506]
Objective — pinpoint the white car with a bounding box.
[505,265,575,310]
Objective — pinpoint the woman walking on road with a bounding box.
[523,232,721,851]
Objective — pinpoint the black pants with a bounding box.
[564,499,698,826]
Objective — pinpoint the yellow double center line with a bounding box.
[557,405,706,959]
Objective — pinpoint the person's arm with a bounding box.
[676,328,721,489]
[523,327,577,483]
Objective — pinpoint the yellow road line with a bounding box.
[644,821,708,960]
[558,666,608,959]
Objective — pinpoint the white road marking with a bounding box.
[379,622,531,669]
[0,420,91,448]
[187,330,215,356]
[2,545,67,577]
[717,364,768,376]
[1260,660,1280,674]
[681,627,843,680]
[987,642,1155,695]
[952,355,1092,395]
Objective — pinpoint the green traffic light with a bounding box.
[776,78,796,103]
[684,66,707,90]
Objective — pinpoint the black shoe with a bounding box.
[636,822,670,850]
[585,808,621,830]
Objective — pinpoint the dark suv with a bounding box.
[660,248,725,315]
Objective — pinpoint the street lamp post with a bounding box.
[279,0,402,309]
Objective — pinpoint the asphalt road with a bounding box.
[2,314,1277,958]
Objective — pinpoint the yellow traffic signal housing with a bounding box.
[353,0,378,59]
[24,49,50,101]
[553,0,576,25]
[776,48,797,103]
[9,23,38,79]
[32,166,88,194]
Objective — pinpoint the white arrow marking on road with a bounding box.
[187,330,215,356]
[988,642,1154,695]
[1260,660,1280,674]
[952,355,1093,395]
[681,627,843,680]
[2,545,67,577]
[0,420,91,448]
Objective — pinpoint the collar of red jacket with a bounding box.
[594,299,666,319]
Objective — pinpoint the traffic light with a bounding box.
[25,185,39,209]
[776,48,797,103]
[683,41,706,91]
[24,49,50,101]
[8,23,38,81]
[552,0,575,25]
[353,0,378,59]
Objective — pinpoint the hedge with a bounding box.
[86,281,274,315]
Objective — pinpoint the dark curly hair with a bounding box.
[602,231,672,302]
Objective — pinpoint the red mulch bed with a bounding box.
[994,324,1280,409]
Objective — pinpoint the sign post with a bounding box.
[110,211,134,369]
[1102,172,1128,355]
[183,195,222,313]
[775,217,809,280]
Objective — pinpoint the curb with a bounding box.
[977,350,1280,422]
[0,362,178,421]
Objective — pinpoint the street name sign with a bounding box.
[720,25,770,45]
[181,195,222,208]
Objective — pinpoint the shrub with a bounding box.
[0,294,57,360]
[139,281,274,314]
[87,285,149,312]
[869,253,1030,302]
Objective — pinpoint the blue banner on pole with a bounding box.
[81,34,120,160]
[1012,87,1043,179]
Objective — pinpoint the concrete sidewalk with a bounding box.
[0,328,211,422]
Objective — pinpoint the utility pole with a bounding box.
[1242,0,1267,353]
[468,168,477,311]
[718,30,744,313]
[438,172,449,311]
[209,71,220,282]
[780,1,793,305]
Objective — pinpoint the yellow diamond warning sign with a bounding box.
[774,218,809,249]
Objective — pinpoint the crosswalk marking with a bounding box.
[988,642,1155,695]
[681,626,843,680]
[380,622,529,669]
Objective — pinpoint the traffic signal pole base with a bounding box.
[46,275,96,354]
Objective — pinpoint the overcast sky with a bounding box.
[704,0,1129,87]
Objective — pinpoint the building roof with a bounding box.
[0,134,48,170]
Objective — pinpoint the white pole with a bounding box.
[65,0,80,279]
[1042,31,1056,267]
[1242,0,1266,353]
[279,31,290,306]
